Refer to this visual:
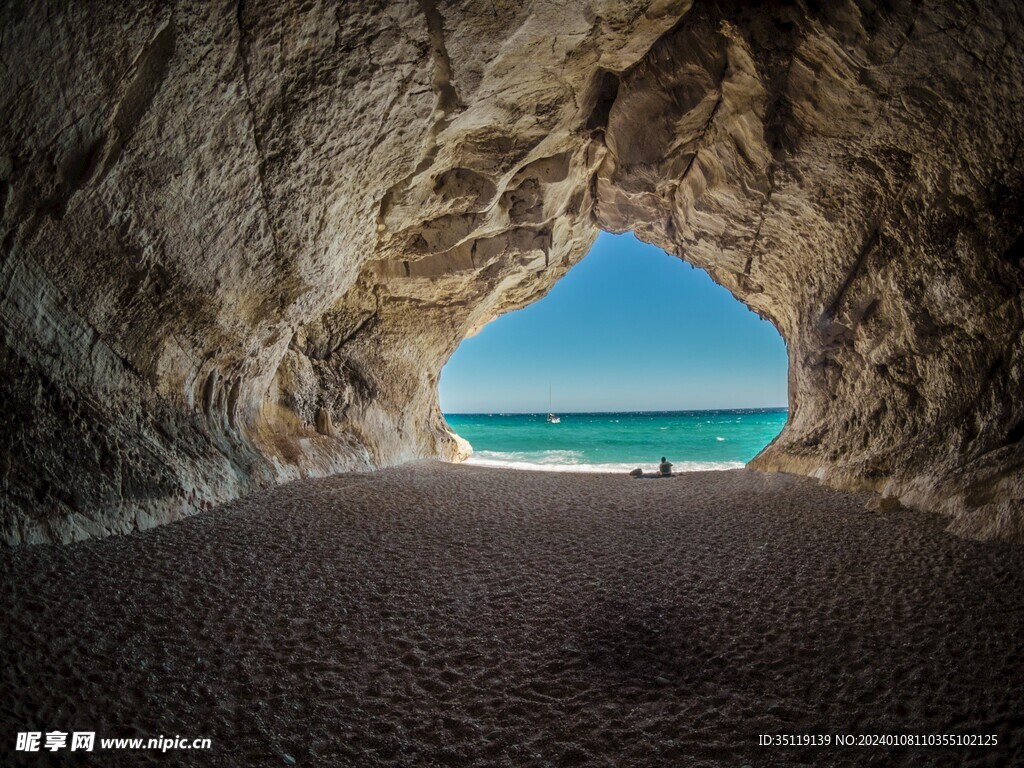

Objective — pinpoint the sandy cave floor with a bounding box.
[2,463,1023,767]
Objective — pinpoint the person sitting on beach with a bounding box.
[659,456,673,476]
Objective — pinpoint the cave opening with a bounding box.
[438,231,789,473]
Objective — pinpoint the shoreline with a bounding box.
[460,456,746,474]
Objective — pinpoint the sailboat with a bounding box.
[547,384,560,424]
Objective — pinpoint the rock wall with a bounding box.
[1,0,1021,543]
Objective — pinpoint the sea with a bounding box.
[444,408,788,473]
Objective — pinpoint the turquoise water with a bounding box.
[444,408,788,473]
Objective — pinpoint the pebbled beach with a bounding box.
[2,463,1023,767]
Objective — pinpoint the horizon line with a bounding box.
[444,406,789,416]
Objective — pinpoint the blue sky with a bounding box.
[439,232,788,413]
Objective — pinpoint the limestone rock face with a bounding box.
[1,0,1022,543]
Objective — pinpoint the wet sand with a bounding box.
[2,463,1023,767]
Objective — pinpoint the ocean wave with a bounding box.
[463,451,744,474]
[471,449,585,464]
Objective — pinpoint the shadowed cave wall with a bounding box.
[1,0,1022,543]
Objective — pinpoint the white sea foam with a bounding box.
[464,450,743,474]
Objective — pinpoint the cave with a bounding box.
[1,0,1023,548]
[4,3,1024,765]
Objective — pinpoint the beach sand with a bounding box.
[2,463,1022,767]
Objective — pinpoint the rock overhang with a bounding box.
[0,0,1021,543]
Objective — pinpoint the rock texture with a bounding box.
[1,0,1022,543]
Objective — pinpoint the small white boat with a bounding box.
[547,385,560,423]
